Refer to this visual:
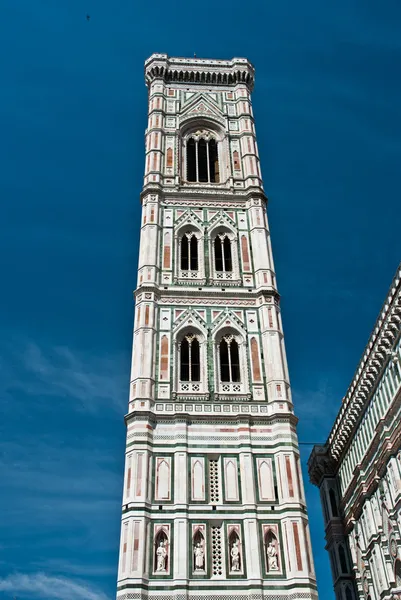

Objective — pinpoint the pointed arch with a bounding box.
[192,459,205,500]
[228,527,241,572]
[156,458,170,500]
[154,527,169,573]
[258,458,274,500]
[265,529,280,572]
[193,527,205,572]
[224,458,239,500]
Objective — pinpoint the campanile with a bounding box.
[116,54,318,600]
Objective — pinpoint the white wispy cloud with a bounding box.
[0,572,110,600]
[31,559,117,577]
[2,339,128,414]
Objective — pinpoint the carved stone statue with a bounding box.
[266,541,278,570]
[194,542,205,570]
[156,540,167,572]
[230,539,241,572]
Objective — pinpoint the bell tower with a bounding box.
[116,54,318,600]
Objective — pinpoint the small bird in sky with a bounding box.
[86,14,90,21]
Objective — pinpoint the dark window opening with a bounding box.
[220,338,230,381]
[329,488,339,518]
[180,337,190,381]
[209,139,219,183]
[181,234,189,270]
[230,340,240,382]
[190,235,198,270]
[185,136,219,183]
[339,545,348,574]
[215,236,223,271]
[223,236,232,271]
[191,338,200,381]
[180,336,200,382]
[181,234,198,271]
[198,139,208,182]
[187,138,196,182]
[219,338,240,383]
[214,235,232,273]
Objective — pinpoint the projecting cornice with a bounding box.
[324,264,401,466]
[145,54,255,91]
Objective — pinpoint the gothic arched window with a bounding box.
[186,133,220,183]
[214,234,232,272]
[180,233,198,271]
[219,337,240,382]
[180,335,200,382]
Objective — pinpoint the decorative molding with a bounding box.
[145,54,255,92]
[325,264,401,463]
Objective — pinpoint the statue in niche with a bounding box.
[156,540,167,572]
[266,540,278,571]
[230,539,241,572]
[194,541,205,571]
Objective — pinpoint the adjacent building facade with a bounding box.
[116,54,317,600]
[308,265,401,600]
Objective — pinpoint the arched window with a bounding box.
[180,233,198,271]
[214,234,232,272]
[219,336,240,382]
[180,335,200,382]
[186,133,220,183]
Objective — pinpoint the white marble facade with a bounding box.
[309,265,401,600]
[117,54,317,600]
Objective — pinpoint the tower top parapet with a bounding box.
[145,54,255,91]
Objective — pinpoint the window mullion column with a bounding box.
[189,341,192,382]
[195,140,199,182]
[221,238,225,272]
[228,341,232,383]
[187,236,191,271]
[206,140,211,183]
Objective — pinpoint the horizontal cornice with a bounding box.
[145,54,255,92]
[309,263,401,482]
[140,182,268,205]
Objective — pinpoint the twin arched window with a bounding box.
[214,234,232,272]
[180,335,200,382]
[186,134,220,183]
[178,333,241,385]
[181,233,198,271]
[219,336,240,382]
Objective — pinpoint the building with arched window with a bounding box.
[308,264,401,600]
[117,54,317,600]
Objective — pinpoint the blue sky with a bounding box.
[0,0,400,599]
